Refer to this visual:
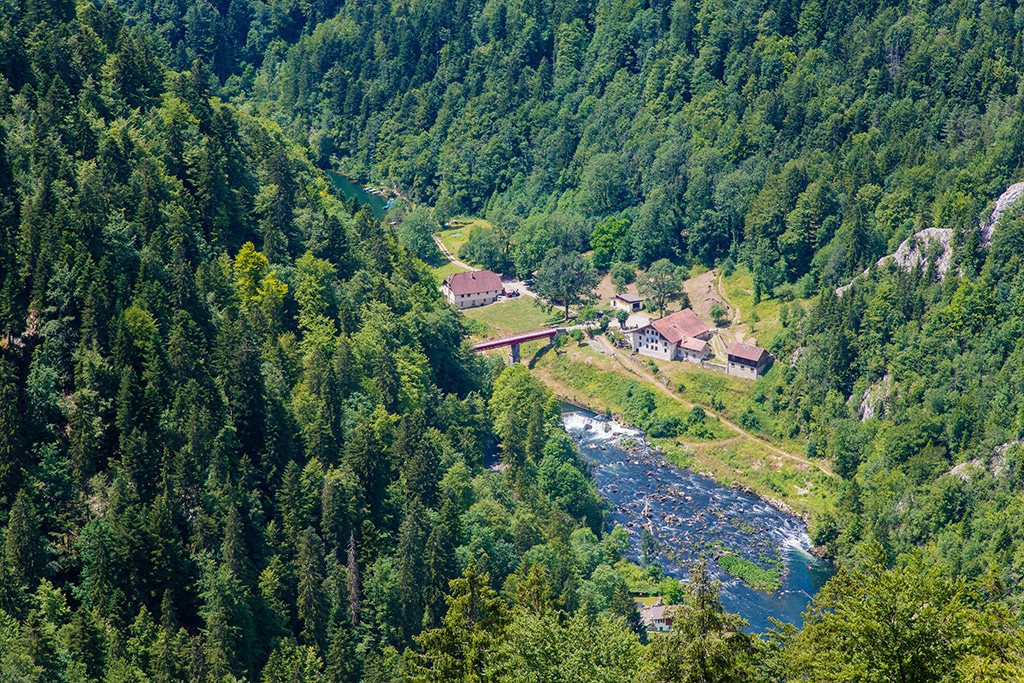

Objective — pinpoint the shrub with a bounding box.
[738,408,761,430]
[610,262,636,291]
[647,412,683,438]
[710,303,729,326]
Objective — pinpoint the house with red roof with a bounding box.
[637,599,674,632]
[442,270,504,309]
[726,341,773,378]
[626,308,713,363]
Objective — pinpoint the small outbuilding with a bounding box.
[442,270,504,309]
[611,292,644,312]
[726,341,773,378]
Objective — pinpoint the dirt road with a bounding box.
[591,334,835,477]
[432,234,477,271]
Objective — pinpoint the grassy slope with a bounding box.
[433,260,471,280]
[463,296,560,339]
[529,339,834,518]
[719,264,813,346]
[438,217,491,257]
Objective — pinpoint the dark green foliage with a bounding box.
[534,249,599,319]
[6,0,1024,678]
[0,3,635,676]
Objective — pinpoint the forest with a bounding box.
[4,0,1024,680]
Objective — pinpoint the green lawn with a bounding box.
[437,217,492,259]
[720,264,813,345]
[463,296,559,339]
[432,260,471,281]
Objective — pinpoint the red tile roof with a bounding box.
[443,270,503,296]
[726,341,767,363]
[649,308,709,343]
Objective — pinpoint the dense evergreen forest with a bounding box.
[5,0,1024,680]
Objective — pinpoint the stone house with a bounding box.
[442,270,503,309]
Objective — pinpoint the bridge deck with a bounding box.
[473,328,558,351]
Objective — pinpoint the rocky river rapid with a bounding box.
[563,408,835,631]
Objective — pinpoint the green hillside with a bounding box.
[3,0,1024,680]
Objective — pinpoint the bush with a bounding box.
[773,283,795,301]
[738,408,761,431]
[645,359,659,374]
[568,329,585,342]
[615,309,629,327]
[710,303,729,326]
[610,262,636,291]
[647,412,683,438]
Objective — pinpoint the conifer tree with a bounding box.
[3,488,43,592]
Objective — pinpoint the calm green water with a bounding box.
[326,171,388,219]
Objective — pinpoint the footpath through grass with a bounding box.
[531,341,835,518]
[437,217,491,259]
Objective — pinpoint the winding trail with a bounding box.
[591,334,835,477]
[432,234,476,271]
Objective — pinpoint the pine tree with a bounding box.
[297,528,328,652]
[346,532,360,625]
[3,488,43,591]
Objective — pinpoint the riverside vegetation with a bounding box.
[4,0,1024,681]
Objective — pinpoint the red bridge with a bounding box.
[473,328,560,364]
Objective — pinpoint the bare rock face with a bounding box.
[837,181,1022,295]
[836,228,952,296]
[876,227,953,278]
[859,373,893,421]
[980,181,1024,245]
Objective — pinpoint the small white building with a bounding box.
[610,293,644,313]
[627,308,713,363]
[726,341,773,378]
[442,270,504,309]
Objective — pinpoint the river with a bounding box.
[562,408,834,632]
[326,171,390,219]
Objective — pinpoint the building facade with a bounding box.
[610,293,644,312]
[726,341,773,378]
[627,308,713,363]
[442,270,504,309]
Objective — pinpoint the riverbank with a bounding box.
[562,408,835,629]
[557,393,814,525]
[534,341,834,520]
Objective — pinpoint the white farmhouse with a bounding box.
[627,308,712,363]
[442,270,504,309]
